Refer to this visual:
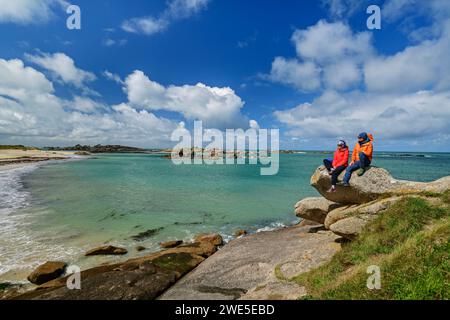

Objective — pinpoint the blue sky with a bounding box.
[0,0,449,151]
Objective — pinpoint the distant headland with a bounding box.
[45,144,150,153]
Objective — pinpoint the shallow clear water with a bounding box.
[1,152,450,282]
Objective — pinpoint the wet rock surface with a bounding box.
[85,245,128,256]
[27,262,67,285]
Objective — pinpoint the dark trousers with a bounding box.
[323,159,347,186]
[343,152,371,184]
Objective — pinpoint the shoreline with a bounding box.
[0,158,69,168]
[4,223,328,300]
[0,155,300,289]
[0,149,78,167]
[0,150,310,299]
[0,217,300,287]
[0,222,299,286]
[0,151,88,286]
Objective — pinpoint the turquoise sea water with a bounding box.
[1,152,450,281]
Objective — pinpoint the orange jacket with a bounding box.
[332,147,349,168]
[352,134,374,162]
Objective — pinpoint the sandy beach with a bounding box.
[0,150,76,167]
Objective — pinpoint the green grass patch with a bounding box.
[0,145,37,151]
[293,197,450,300]
[274,264,289,281]
[441,190,450,205]
[0,283,12,291]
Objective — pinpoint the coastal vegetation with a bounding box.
[0,145,37,151]
[294,193,450,300]
[46,144,148,153]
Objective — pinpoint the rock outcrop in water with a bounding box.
[306,165,450,239]
[194,233,223,247]
[11,234,224,300]
[85,245,128,256]
[131,227,164,242]
[47,144,147,154]
[160,240,183,249]
[20,253,204,300]
[27,262,67,285]
[234,229,247,237]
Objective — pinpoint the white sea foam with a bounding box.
[0,165,37,216]
[0,164,82,279]
[255,221,290,233]
[0,165,38,275]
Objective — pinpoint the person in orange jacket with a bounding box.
[342,132,373,186]
[323,140,349,192]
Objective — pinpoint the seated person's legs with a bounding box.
[357,152,371,176]
[323,158,333,172]
[343,161,361,184]
[331,165,346,186]
[358,152,371,169]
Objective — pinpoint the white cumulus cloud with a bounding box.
[25,52,96,90]
[275,90,450,146]
[124,70,248,129]
[365,20,450,93]
[0,57,178,147]
[0,56,254,147]
[269,58,321,92]
[268,20,373,92]
[0,0,67,24]
[321,0,367,19]
[271,6,450,149]
[122,0,210,35]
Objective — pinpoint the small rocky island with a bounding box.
[46,144,149,154]
[3,166,449,300]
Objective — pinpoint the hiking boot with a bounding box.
[357,168,366,176]
[327,186,337,193]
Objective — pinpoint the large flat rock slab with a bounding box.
[158,226,341,300]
